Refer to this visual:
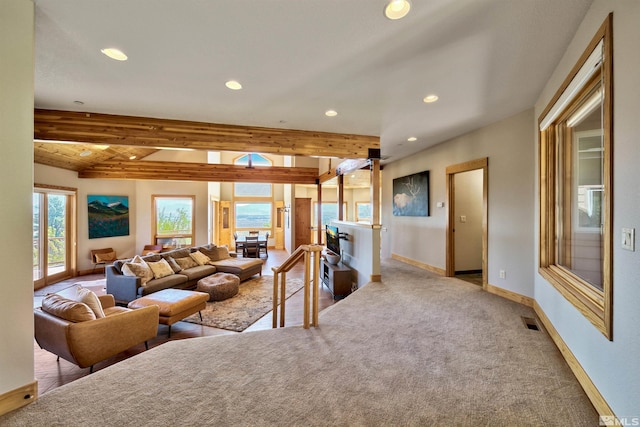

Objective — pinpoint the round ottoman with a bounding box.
[197,273,240,301]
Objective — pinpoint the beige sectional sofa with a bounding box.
[106,245,263,305]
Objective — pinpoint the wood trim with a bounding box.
[34,109,379,159]
[538,14,613,126]
[485,283,534,307]
[78,161,319,184]
[391,253,446,275]
[0,381,37,416]
[33,183,77,193]
[370,274,382,282]
[445,157,488,287]
[534,302,616,420]
[537,14,613,340]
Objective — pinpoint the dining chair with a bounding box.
[258,232,269,258]
[248,230,259,235]
[244,235,259,258]
[234,232,245,256]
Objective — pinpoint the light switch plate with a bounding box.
[622,227,635,251]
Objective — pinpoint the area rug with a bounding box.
[183,275,304,332]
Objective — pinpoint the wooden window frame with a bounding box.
[538,15,613,339]
[152,195,196,248]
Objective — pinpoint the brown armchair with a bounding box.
[34,294,159,372]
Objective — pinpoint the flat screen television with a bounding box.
[326,225,340,256]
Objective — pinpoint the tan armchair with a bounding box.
[34,294,159,372]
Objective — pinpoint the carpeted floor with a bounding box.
[2,259,598,426]
[183,275,304,332]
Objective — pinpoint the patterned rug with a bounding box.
[182,275,304,332]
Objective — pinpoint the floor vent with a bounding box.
[522,316,540,331]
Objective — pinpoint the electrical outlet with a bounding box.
[622,228,635,251]
[499,270,506,279]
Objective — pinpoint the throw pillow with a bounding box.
[175,256,198,270]
[95,251,117,263]
[165,256,183,273]
[189,250,211,266]
[122,255,154,285]
[147,258,175,279]
[58,285,106,318]
[200,246,230,261]
[41,294,96,322]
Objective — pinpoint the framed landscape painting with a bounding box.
[393,171,429,216]
[87,195,130,239]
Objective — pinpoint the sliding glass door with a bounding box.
[33,187,76,289]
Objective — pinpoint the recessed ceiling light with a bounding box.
[407,137,417,142]
[100,48,128,61]
[129,155,137,160]
[423,94,439,103]
[351,174,356,178]
[79,150,92,157]
[225,80,242,90]
[384,0,411,20]
[325,110,338,117]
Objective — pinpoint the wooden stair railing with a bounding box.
[272,244,323,329]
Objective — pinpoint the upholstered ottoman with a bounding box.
[197,273,240,301]
[128,289,209,337]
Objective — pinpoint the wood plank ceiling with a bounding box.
[34,109,380,184]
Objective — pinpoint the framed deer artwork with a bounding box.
[392,171,429,216]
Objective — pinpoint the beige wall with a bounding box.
[534,1,640,416]
[382,108,535,297]
[0,0,35,398]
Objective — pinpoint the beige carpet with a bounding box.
[183,275,304,332]
[2,259,598,426]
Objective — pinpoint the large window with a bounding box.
[233,154,273,234]
[235,202,272,230]
[153,195,195,248]
[538,15,612,339]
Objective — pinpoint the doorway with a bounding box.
[33,186,77,290]
[445,158,488,288]
[294,198,311,250]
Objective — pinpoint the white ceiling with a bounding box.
[34,0,593,163]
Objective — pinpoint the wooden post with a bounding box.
[280,272,287,328]
[370,159,381,225]
[338,174,344,221]
[303,250,311,329]
[316,180,322,244]
[272,274,279,328]
[312,248,320,326]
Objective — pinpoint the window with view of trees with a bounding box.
[153,195,195,248]
[33,186,76,288]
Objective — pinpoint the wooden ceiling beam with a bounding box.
[78,161,319,184]
[35,109,379,159]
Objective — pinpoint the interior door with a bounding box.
[275,200,284,249]
[218,201,231,248]
[294,198,311,250]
